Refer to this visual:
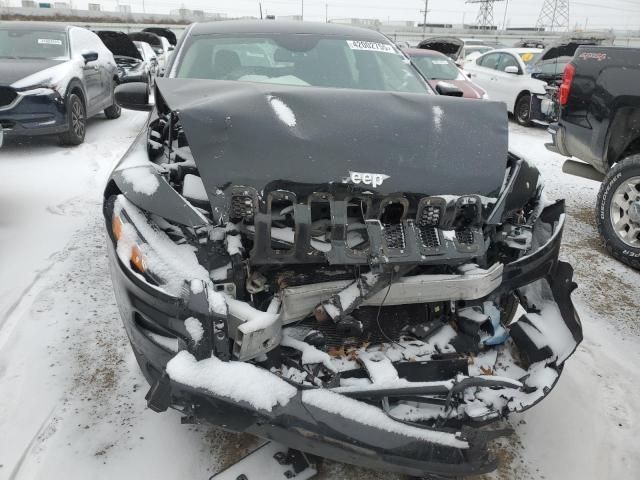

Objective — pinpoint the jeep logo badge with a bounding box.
[346,171,389,188]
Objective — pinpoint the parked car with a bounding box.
[96,31,156,95]
[128,31,169,74]
[142,27,177,47]
[547,46,640,269]
[404,47,488,99]
[0,22,120,146]
[418,36,493,64]
[134,41,160,81]
[105,20,581,478]
[463,48,546,126]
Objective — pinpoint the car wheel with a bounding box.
[104,80,122,119]
[104,98,121,119]
[515,93,532,127]
[59,93,86,146]
[596,154,640,270]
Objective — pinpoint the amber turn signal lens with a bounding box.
[131,245,146,273]
[112,215,123,240]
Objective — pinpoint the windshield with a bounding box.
[0,28,69,60]
[410,54,462,80]
[175,34,430,94]
[466,46,492,56]
[519,51,542,73]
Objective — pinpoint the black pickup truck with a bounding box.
[547,46,640,270]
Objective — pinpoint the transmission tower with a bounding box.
[536,0,570,32]
[466,0,504,30]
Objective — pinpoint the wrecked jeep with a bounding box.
[103,21,582,478]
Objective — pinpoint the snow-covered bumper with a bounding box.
[0,87,67,137]
[104,188,582,477]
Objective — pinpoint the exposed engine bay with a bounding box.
[104,78,582,477]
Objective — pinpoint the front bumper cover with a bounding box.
[0,89,67,136]
[105,194,581,477]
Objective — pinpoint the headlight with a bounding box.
[110,195,212,296]
[112,210,150,277]
[17,87,57,97]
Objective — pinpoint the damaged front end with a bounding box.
[104,79,581,478]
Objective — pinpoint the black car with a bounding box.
[547,46,640,269]
[96,31,156,97]
[104,20,581,478]
[142,27,178,47]
[0,22,121,146]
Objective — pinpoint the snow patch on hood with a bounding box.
[433,105,444,132]
[11,59,80,96]
[166,351,297,411]
[268,95,296,127]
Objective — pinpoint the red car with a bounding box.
[404,48,488,99]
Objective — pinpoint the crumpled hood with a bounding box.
[0,58,66,87]
[155,78,508,198]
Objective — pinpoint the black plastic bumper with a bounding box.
[105,198,580,478]
[0,91,67,136]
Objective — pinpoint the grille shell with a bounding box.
[0,87,17,108]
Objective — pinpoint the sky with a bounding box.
[5,0,640,30]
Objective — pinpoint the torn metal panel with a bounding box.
[279,263,502,324]
[111,132,209,228]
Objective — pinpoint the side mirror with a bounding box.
[82,51,99,64]
[504,65,520,74]
[435,82,464,97]
[168,45,175,51]
[115,82,153,111]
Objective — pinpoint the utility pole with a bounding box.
[259,2,263,19]
[301,0,304,21]
[325,3,328,22]
[421,0,429,37]
[502,0,509,31]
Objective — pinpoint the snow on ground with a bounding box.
[0,117,638,480]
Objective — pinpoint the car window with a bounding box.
[70,28,102,57]
[175,34,430,94]
[498,53,520,72]
[0,28,69,60]
[410,55,462,81]
[465,46,492,56]
[519,51,542,73]
[477,52,501,70]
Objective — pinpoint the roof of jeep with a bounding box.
[189,20,388,41]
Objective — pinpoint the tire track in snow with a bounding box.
[7,408,56,480]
